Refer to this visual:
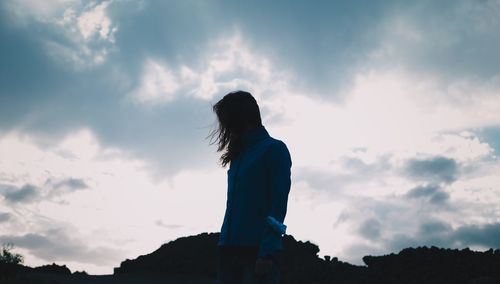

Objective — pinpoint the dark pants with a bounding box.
[215,245,281,284]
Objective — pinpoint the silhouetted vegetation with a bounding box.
[72,270,88,276]
[363,246,500,284]
[115,232,220,277]
[0,245,70,284]
[32,263,71,275]
[2,233,500,283]
[115,232,500,284]
[0,243,23,265]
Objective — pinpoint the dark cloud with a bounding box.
[0,212,11,222]
[86,0,500,95]
[50,178,89,191]
[405,156,458,184]
[110,0,398,96]
[414,220,454,247]
[419,220,452,236]
[0,179,90,204]
[168,0,500,94]
[342,156,392,173]
[453,223,500,248]
[370,0,500,82]
[405,184,450,205]
[212,0,396,96]
[44,178,90,199]
[429,191,450,204]
[295,155,392,192]
[0,228,123,265]
[294,167,351,192]
[385,220,500,252]
[358,218,382,240]
[406,184,440,198]
[1,184,39,203]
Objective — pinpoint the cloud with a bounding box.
[75,1,115,42]
[0,228,124,266]
[131,59,180,104]
[368,0,500,83]
[0,129,228,273]
[206,1,397,95]
[0,212,11,222]
[0,24,289,178]
[1,0,118,68]
[429,191,450,205]
[478,126,500,155]
[155,220,183,230]
[294,154,393,194]
[49,1,118,67]
[43,177,90,199]
[128,32,281,105]
[358,218,382,240]
[1,0,498,179]
[453,222,500,248]
[1,184,39,203]
[1,0,78,23]
[0,178,90,204]
[50,178,89,191]
[405,184,450,205]
[385,220,500,251]
[419,220,453,236]
[406,184,440,198]
[405,156,459,184]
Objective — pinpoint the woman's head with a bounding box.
[210,90,262,167]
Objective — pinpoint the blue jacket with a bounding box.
[217,125,292,258]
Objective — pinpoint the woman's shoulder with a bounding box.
[264,136,289,150]
[262,137,291,163]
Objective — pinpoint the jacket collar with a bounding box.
[241,125,269,147]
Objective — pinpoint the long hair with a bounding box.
[208,90,262,167]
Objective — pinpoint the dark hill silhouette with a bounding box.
[32,263,72,275]
[115,232,500,284]
[114,232,369,283]
[115,232,220,276]
[2,232,500,283]
[0,262,71,284]
[363,246,500,284]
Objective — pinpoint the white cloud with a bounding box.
[76,1,114,41]
[255,66,500,264]
[130,59,180,104]
[1,0,78,24]
[266,68,499,169]
[2,0,118,68]
[0,129,227,274]
[128,31,285,105]
[52,1,117,67]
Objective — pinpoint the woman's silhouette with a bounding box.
[209,91,292,284]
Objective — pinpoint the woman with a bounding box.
[209,90,292,284]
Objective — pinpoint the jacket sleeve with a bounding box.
[257,140,292,258]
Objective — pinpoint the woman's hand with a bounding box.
[255,257,273,276]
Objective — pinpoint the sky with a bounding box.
[1,0,500,275]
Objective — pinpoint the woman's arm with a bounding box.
[257,140,292,258]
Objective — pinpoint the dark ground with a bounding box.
[2,232,500,284]
[6,272,213,284]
